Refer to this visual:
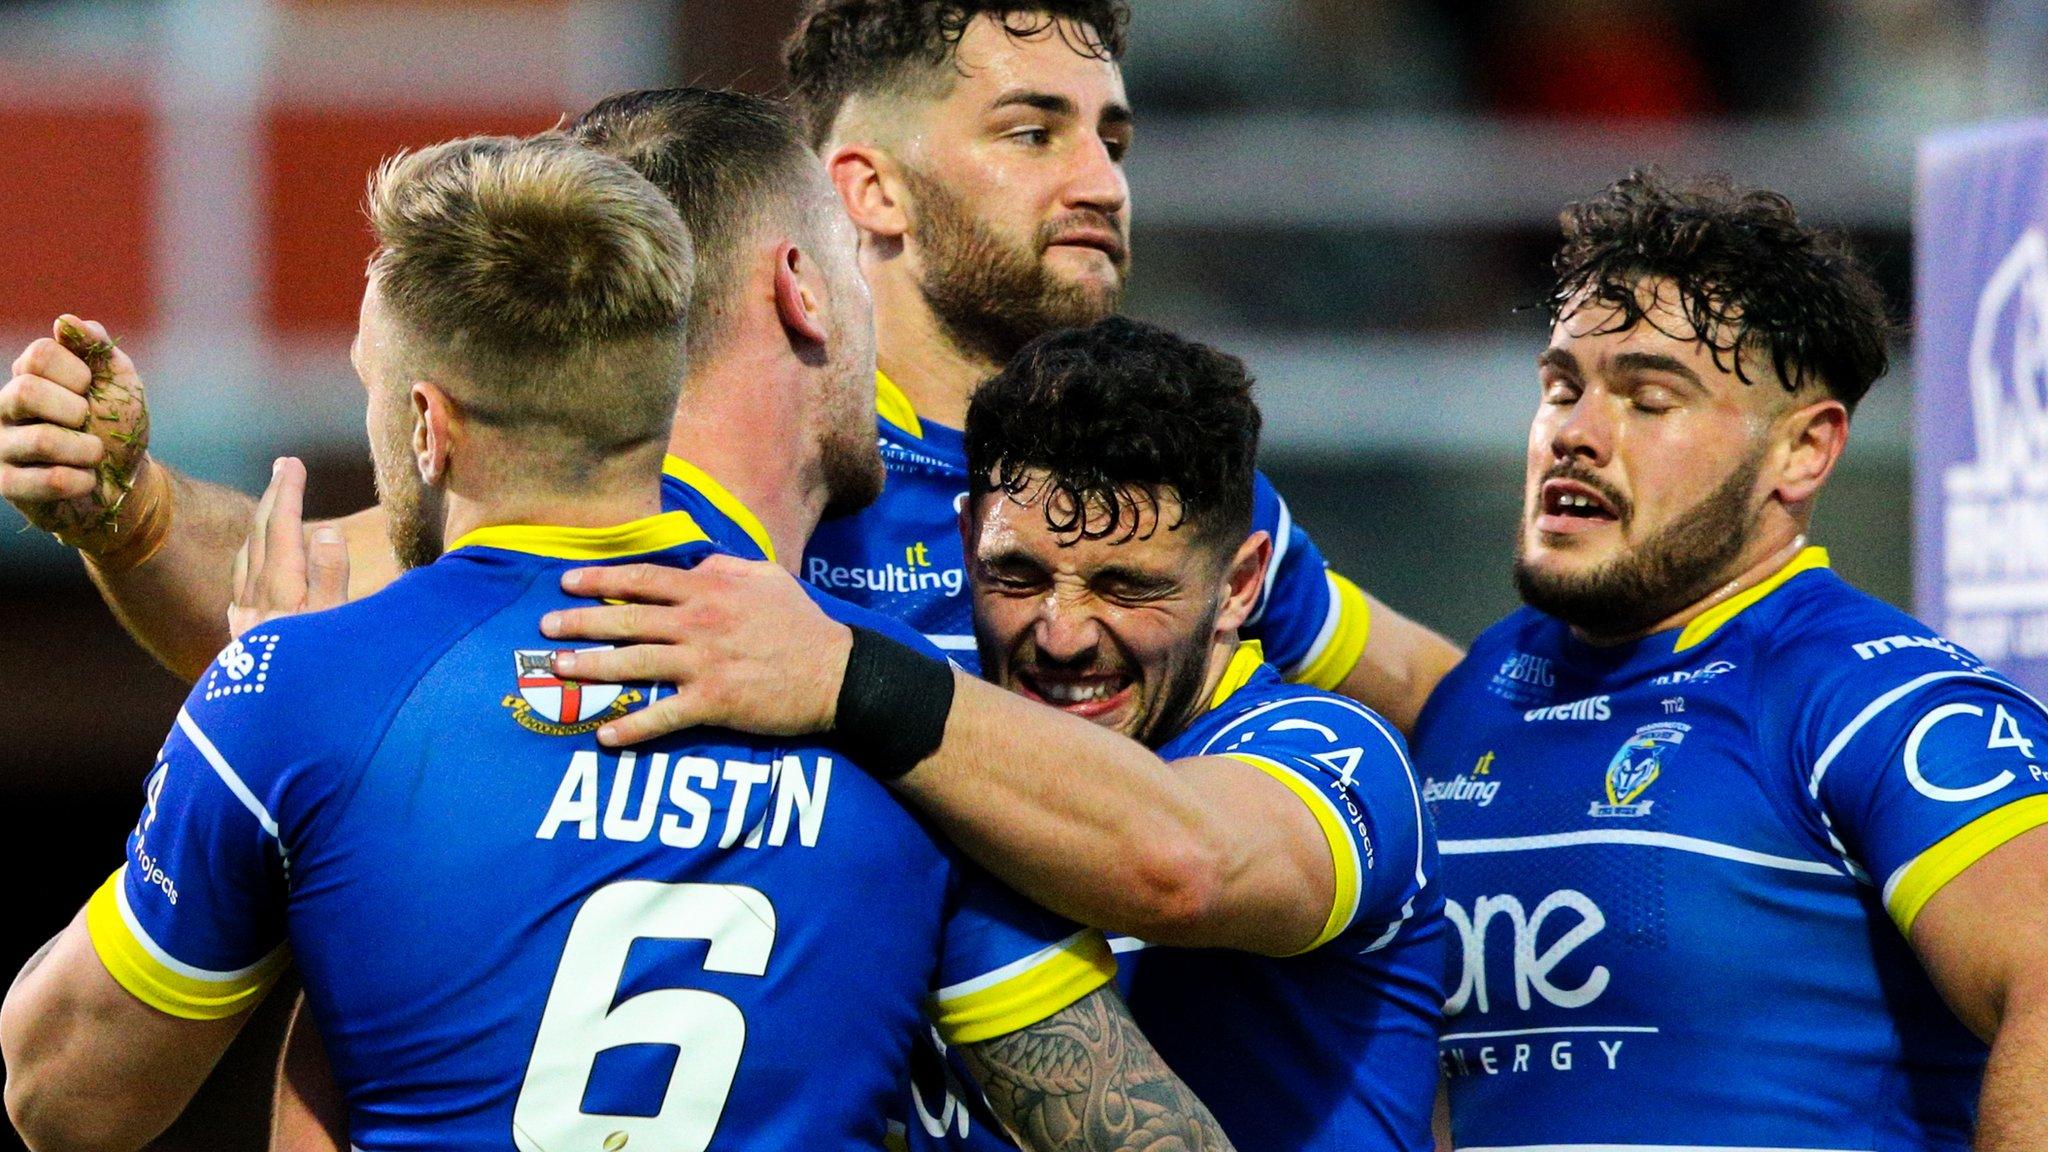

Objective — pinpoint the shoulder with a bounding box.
[1193,673,1413,781]
[805,582,952,664]
[189,559,530,753]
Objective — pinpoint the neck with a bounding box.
[867,249,995,430]
[1575,525,1811,646]
[441,466,665,546]
[664,353,828,572]
[1194,629,1249,712]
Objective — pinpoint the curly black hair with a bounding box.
[965,317,1259,550]
[1548,169,1892,410]
[784,0,1130,148]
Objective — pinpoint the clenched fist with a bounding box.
[1,315,158,557]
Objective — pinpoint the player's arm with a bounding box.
[1328,586,1464,735]
[1802,666,2048,1149]
[1240,478,1460,732]
[542,560,1353,955]
[961,985,1234,1152]
[1,913,257,1152]
[2,320,393,681]
[269,996,348,1152]
[1909,827,2048,1149]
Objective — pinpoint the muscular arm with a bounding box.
[3,322,395,682]
[1,913,254,1152]
[1332,590,1463,735]
[543,561,1338,954]
[896,671,1335,954]
[1911,824,2048,1150]
[961,986,1233,1152]
[269,996,347,1152]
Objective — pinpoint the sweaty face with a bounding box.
[901,14,1132,365]
[968,477,1229,749]
[1514,284,1784,638]
[354,282,443,571]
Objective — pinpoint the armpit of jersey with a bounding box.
[85,870,287,1020]
[924,930,1115,1045]
[1240,476,1372,690]
[1201,692,1426,954]
[1805,668,2048,936]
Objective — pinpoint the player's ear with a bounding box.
[1772,395,1849,509]
[772,241,830,347]
[410,381,455,486]
[827,143,909,244]
[1215,530,1272,634]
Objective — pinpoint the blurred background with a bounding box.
[0,0,2033,1147]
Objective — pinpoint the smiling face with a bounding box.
[1515,280,1812,638]
[891,13,1132,362]
[967,472,1262,747]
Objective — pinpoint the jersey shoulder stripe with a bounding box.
[1223,750,1364,951]
[926,930,1115,1044]
[86,870,288,1019]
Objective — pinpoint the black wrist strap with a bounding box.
[833,625,957,780]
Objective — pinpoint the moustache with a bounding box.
[1541,462,1632,523]
[1038,211,1128,266]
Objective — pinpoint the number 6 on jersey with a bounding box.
[513,881,777,1152]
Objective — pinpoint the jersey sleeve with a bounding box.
[84,633,303,1020]
[1241,471,1371,691]
[924,865,1116,1046]
[1796,644,2048,937]
[1199,691,1430,954]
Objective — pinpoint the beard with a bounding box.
[818,409,885,519]
[1514,446,1766,640]
[372,414,443,572]
[904,163,1127,367]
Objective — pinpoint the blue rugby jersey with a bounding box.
[803,372,1372,684]
[906,643,1445,1152]
[87,510,1115,1152]
[1416,546,2048,1151]
[661,455,774,562]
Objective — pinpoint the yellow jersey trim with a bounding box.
[85,870,286,1021]
[1293,571,1373,691]
[875,369,925,441]
[872,366,921,438]
[1673,546,1831,653]
[1225,752,1364,954]
[447,511,709,562]
[927,930,1116,1045]
[1885,794,2048,936]
[1207,640,1267,712]
[661,455,776,563]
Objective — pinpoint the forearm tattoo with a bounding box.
[962,988,1235,1152]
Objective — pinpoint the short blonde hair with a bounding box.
[366,134,694,461]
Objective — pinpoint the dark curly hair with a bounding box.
[1548,169,1892,411]
[784,0,1130,148]
[965,317,1259,551]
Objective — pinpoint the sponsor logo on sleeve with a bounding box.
[204,634,279,701]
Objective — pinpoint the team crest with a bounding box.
[501,649,643,737]
[1591,721,1688,818]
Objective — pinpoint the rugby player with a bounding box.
[0,4,1457,735]
[535,318,1445,1150]
[0,133,1234,1152]
[1416,171,2048,1148]
[783,0,1460,728]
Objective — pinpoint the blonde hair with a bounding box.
[366,134,694,466]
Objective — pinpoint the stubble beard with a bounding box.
[904,164,1125,369]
